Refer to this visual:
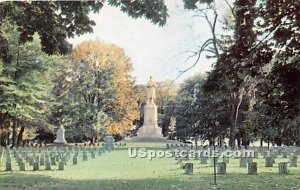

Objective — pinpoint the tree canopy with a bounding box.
[0,1,167,62]
[171,0,300,147]
[48,41,138,142]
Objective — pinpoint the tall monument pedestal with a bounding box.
[137,102,163,138]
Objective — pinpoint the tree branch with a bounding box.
[171,39,213,83]
[224,0,235,18]
[205,11,220,59]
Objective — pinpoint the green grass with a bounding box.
[0,147,300,190]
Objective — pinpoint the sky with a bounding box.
[68,0,227,84]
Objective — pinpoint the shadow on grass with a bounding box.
[0,172,201,190]
[0,172,300,190]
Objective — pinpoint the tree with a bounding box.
[173,73,204,140]
[201,0,300,147]
[48,41,138,142]
[257,0,300,146]
[0,1,167,62]
[0,21,59,147]
[168,116,176,140]
[175,0,236,80]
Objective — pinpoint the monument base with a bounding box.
[133,124,164,142]
[53,139,67,145]
[129,136,168,143]
[137,125,163,138]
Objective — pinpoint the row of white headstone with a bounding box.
[183,160,290,175]
[168,146,299,175]
[0,145,116,172]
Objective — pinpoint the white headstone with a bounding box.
[103,135,115,150]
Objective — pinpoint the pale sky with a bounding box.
[68,0,228,84]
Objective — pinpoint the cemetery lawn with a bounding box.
[0,146,300,190]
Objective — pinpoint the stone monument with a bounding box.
[137,76,163,138]
[53,126,67,144]
[103,135,115,150]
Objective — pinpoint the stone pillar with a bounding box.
[247,162,257,175]
[83,151,88,161]
[19,160,25,171]
[33,161,39,171]
[91,152,96,159]
[58,161,64,170]
[184,163,193,175]
[278,162,288,175]
[45,161,51,170]
[254,151,259,158]
[73,156,78,165]
[51,157,56,165]
[30,157,36,166]
[103,136,115,150]
[265,156,274,167]
[289,155,298,167]
[40,155,45,166]
[239,157,247,168]
[282,152,288,158]
[6,158,12,171]
[217,162,226,174]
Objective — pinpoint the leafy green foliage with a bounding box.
[0,1,168,62]
[48,41,138,142]
[108,0,167,27]
[181,0,300,146]
[0,21,60,146]
[183,0,214,10]
[0,1,102,58]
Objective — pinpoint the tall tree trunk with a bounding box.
[6,132,10,146]
[242,138,249,149]
[0,130,7,147]
[298,125,300,147]
[194,135,199,148]
[229,99,237,147]
[0,125,2,146]
[17,126,25,146]
[236,137,241,147]
[12,120,17,148]
[0,113,8,146]
[228,0,256,147]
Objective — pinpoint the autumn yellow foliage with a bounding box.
[72,41,139,135]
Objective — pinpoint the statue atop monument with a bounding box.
[146,76,156,104]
